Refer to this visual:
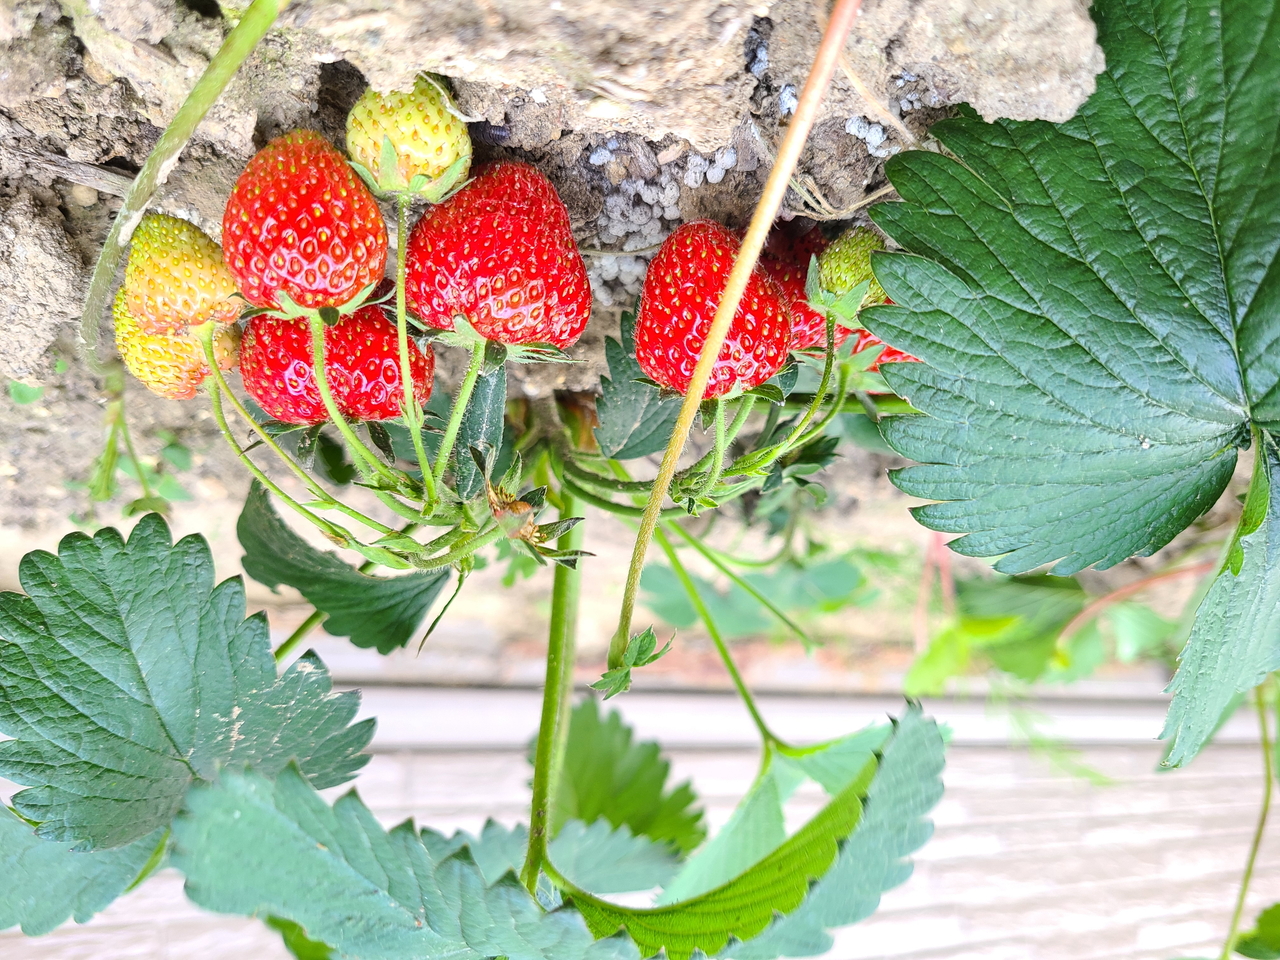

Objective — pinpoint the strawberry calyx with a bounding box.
[426,313,579,365]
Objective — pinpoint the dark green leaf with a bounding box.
[861,0,1280,764]
[553,699,704,856]
[172,766,639,960]
[0,806,162,935]
[454,364,506,500]
[0,514,372,849]
[596,311,681,459]
[238,482,450,654]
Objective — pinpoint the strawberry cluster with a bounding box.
[112,71,912,446]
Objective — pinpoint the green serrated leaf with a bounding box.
[454,363,507,500]
[745,382,785,405]
[0,806,162,935]
[171,766,639,960]
[237,482,450,653]
[1163,440,1280,766]
[553,699,705,856]
[726,709,944,959]
[596,311,681,459]
[860,0,1280,765]
[1236,903,1280,959]
[867,0,1277,578]
[0,514,372,849]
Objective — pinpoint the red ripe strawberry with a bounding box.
[240,303,433,425]
[222,129,388,312]
[635,220,790,400]
[403,161,590,348]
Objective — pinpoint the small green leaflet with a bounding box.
[267,916,335,960]
[171,766,640,960]
[1236,903,1280,959]
[864,0,1280,765]
[658,725,887,905]
[238,482,450,654]
[0,514,373,849]
[727,709,945,959]
[0,806,162,935]
[595,310,680,459]
[562,713,940,960]
[554,699,705,856]
[454,362,507,500]
[591,627,672,699]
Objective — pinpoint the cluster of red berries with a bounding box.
[114,77,911,423]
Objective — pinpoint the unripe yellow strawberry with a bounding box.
[346,75,472,199]
[113,291,240,400]
[818,226,888,308]
[124,214,240,335]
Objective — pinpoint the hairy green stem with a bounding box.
[116,401,156,502]
[607,0,861,669]
[687,400,727,501]
[408,523,506,571]
[433,339,487,489]
[395,195,437,509]
[654,527,782,748]
[1222,682,1275,960]
[77,0,288,369]
[521,493,585,891]
[273,609,326,663]
[308,316,404,485]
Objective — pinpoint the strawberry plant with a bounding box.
[1,0,1277,957]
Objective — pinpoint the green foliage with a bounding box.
[267,916,335,960]
[565,711,942,960]
[550,820,680,895]
[0,806,162,935]
[906,574,1086,694]
[1164,443,1280,765]
[865,0,1280,763]
[658,725,887,904]
[727,710,945,958]
[0,514,372,849]
[454,362,507,499]
[238,482,451,653]
[553,699,704,855]
[1236,903,1280,959]
[7,381,43,405]
[172,766,640,960]
[590,627,672,699]
[641,557,866,639]
[595,310,680,459]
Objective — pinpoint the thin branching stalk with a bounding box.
[608,0,865,668]
[394,195,437,508]
[78,0,289,369]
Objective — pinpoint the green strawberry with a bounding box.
[818,226,888,307]
[346,74,472,199]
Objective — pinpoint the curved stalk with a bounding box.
[520,493,585,891]
[654,527,784,748]
[273,609,326,663]
[608,0,864,668]
[433,339,487,489]
[308,316,405,486]
[79,0,289,369]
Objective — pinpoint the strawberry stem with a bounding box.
[432,338,487,492]
[608,0,865,671]
[520,491,584,893]
[77,0,289,371]
[394,194,437,510]
[307,315,409,489]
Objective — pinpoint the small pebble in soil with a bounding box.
[779,84,798,116]
[845,115,897,159]
[684,153,710,188]
[589,146,614,165]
